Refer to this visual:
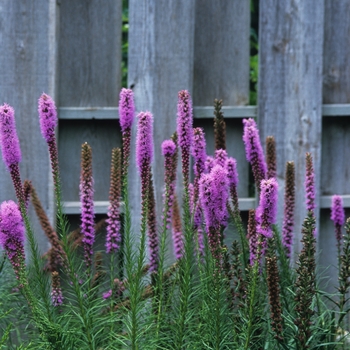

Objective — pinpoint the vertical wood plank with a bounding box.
[0,0,58,254]
[58,0,122,107]
[128,0,195,255]
[319,0,350,288]
[193,0,251,200]
[258,0,324,259]
[57,0,123,207]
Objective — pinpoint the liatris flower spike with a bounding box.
[256,178,278,238]
[0,200,26,282]
[226,157,239,212]
[213,99,226,151]
[38,94,61,199]
[192,127,206,203]
[0,104,24,203]
[305,152,315,213]
[51,271,64,307]
[266,136,277,179]
[161,139,177,231]
[106,148,122,254]
[38,93,57,143]
[242,118,267,191]
[80,142,95,269]
[136,112,153,174]
[177,90,193,194]
[119,88,135,183]
[282,161,295,258]
[331,194,345,255]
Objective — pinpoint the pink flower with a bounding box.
[331,195,345,244]
[119,88,135,132]
[136,112,153,173]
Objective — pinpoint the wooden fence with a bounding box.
[0,0,349,287]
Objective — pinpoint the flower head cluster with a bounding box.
[80,143,95,268]
[305,153,315,213]
[192,128,206,177]
[242,118,267,190]
[0,104,22,170]
[38,93,57,142]
[331,195,345,244]
[226,157,239,187]
[106,148,122,254]
[119,88,135,132]
[266,136,277,179]
[205,155,215,173]
[136,112,153,174]
[172,194,183,259]
[282,162,295,258]
[199,164,229,230]
[0,200,25,279]
[51,271,63,306]
[177,90,193,150]
[213,99,226,151]
[256,178,278,238]
[215,149,227,168]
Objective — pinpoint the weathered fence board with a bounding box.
[193,0,250,199]
[57,0,122,206]
[0,0,58,254]
[258,0,325,260]
[128,0,196,249]
[319,0,350,286]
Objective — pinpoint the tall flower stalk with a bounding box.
[80,142,95,270]
[106,148,122,254]
[0,104,24,203]
[282,161,295,258]
[242,118,267,192]
[213,99,226,151]
[119,88,135,190]
[331,194,345,265]
[266,136,277,179]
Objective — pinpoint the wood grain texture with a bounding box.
[258,0,324,260]
[58,0,122,107]
[128,0,195,254]
[58,119,121,202]
[320,1,350,289]
[0,0,58,254]
[193,0,250,106]
[193,0,250,199]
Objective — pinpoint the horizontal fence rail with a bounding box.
[59,104,350,120]
[62,195,350,215]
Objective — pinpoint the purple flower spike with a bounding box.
[119,88,135,132]
[256,178,278,238]
[80,143,95,268]
[226,157,239,187]
[205,155,215,173]
[305,153,315,213]
[177,90,193,193]
[51,271,63,306]
[199,165,229,230]
[242,118,267,190]
[0,200,25,280]
[0,104,22,170]
[136,112,153,173]
[331,195,345,245]
[192,128,207,176]
[38,93,58,143]
[162,139,176,157]
[215,149,227,168]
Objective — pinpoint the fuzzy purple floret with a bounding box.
[242,118,267,185]
[205,155,215,173]
[0,200,25,276]
[119,88,135,132]
[256,178,278,238]
[177,90,193,150]
[103,289,113,300]
[0,200,25,247]
[0,104,22,170]
[226,157,239,187]
[331,195,345,227]
[136,112,153,173]
[192,128,207,175]
[161,139,176,157]
[199,165,229,229]
[80,177,95,265]
[38,93,57,143]
[215,149,227,168]
[51,287,64,306]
